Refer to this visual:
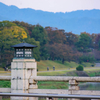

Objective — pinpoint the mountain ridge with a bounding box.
[0,2,100,34]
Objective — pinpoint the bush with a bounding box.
[76,65,84,71]
[91,64,94,67]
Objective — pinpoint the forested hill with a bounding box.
[0,2,100,34]
[0,21,100,68]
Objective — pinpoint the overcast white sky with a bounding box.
[0,0,100,13]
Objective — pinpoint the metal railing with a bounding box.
[0,93,100,99]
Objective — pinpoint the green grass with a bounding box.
[0,80,68,89]
[85,69,100,77]
[0,67,5,71]
[37,60,69,71]
[0,71,11,76]
[2,98,10,100]
[37,60,97,76]
[37,60,93,71]
[84,67,100,71]
[37,60,79,71]
[0,81,11,88]
[81,62,94,67]
[37,67,100,76]
[38,70,69,76]
[38,81,68,89]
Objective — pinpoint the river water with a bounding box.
[79,82,100,90]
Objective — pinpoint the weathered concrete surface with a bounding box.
[0,88,11,93]
[1,75,100,82]
[0,76,11,80]
[12,59,35,62]
[71,90,100,95]
[11,58,37,100]
[30,76,100,82]
[29,89,100,100]
[29,89,68,94]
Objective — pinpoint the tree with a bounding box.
[79,55,95,63]
[31,24,48,59]
[31,24,48,46]
[95,33,100,50]
[75,32,92,52]
[0,21,28,41]
[45,27,66,44]
[0,21,16,29]
[64,32,78,45]
[0,21,41,67]
[13,21,35,36]
[91,33,97,49]
[47,43,77,63]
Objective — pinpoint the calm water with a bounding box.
[79,82,100,90]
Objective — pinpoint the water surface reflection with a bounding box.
[79,82,100,90]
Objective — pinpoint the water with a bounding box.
[79,82,100,90]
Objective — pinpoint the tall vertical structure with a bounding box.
[11,42,37,100]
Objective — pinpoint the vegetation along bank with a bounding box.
[0,21,100,69]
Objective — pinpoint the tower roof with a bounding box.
[11,43,37,48]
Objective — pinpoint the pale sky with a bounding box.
[0,0,100,13]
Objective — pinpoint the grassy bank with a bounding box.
[37,60,77,71]
[37,60,93,71]
[86,70,100,77]
[37,67,100,76]
[0,60,98,90]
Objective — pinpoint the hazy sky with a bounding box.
[0,0,100,13]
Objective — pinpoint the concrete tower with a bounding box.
[11,42,38,100]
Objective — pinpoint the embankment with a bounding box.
[65,70,100,77]
[86,70,100,77]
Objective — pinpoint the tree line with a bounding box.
[0,21,100,67]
